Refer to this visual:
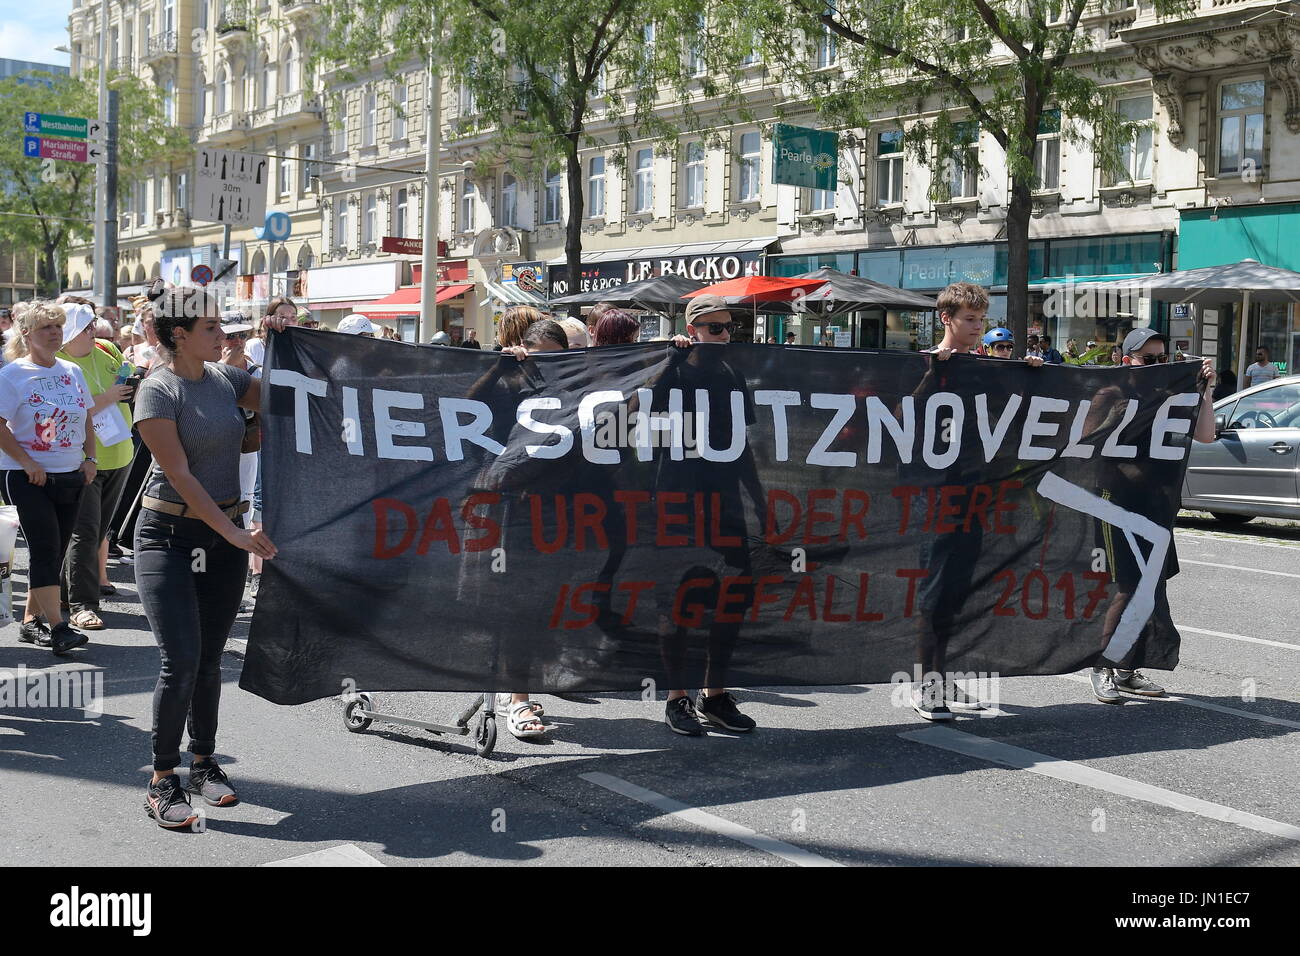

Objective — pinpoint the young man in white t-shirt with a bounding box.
[1244,347,1279,389]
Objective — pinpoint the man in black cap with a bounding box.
[651,293,761,736]
[1088,327,1216,702]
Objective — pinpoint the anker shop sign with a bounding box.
[548,250,763,296]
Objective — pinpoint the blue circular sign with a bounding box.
[190,264,214,286]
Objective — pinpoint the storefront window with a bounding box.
[1258,302,1292,375]
[1047,234,1164,277]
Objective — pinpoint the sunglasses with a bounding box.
[990,343,1013,352]
[225,332,248,341]
[1132,352,1169,363]
[692,321,737,335]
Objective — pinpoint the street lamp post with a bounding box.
[85,0,119,310]
[419,56,442,343]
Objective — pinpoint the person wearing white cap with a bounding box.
[0,301,96,654]
[56,301,140,631]
[336,313,376,337]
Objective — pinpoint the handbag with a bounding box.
[241,409,261,454]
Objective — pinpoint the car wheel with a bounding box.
[1209,512,1254,525]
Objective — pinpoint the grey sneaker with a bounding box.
[187,758,239,806]
[1090,667,1122,704]
[17,619,52,647]
[144,774,200,830]
[911,680,954,721]
[1114,670,1165,697]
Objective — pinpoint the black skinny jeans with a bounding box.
[4,469,84,590]
[134,508,248,772]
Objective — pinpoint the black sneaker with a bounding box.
[695,691,756,732]
[49,622,88,655]
[144,774,200,830]
[17,619,51,647]
[187,759,239,806]
[665,696,705,736]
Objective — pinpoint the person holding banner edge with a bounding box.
[1087,327,1216,704]
[134,287,285,829]
[910,283,1042,720]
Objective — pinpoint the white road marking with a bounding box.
[900,725,1300,842]
[1056,674,1300,731]
[1181,559,1300,579]
[580,771,842,867]
[261,843,385,867]
[1176,530,1300,551]
[1177,625,1300,652]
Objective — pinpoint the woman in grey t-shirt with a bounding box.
[133,287,285,830]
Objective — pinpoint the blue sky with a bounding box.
[0,1,72,68]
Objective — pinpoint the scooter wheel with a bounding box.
[343,694,374,733]
[474,713,497,756]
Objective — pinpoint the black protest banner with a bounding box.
[240,330,1203,705]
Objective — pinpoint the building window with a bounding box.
[281,44,297,95]
[588,156,605,218]
[876,129,903,205]
[462,179,477,232]
[215,65,228,115]
[945,122,978,200]
[393,79,407,139]
[257,56,271,109]
[194,68,206,127]
[335,201,349,250]
[162,0,175,34]
[816,22,836,68]
[809,185,834,213]
[1033,108,1061,191]
[363,193,377,245]
[135,181,147,227]
[1218,78,1264,177]
[394,187,408,237]
[500,174,517,227]
[279,152,292,196]
[687,15,706,76]
[633,148,654,213]
[1115,94,1153,184]
[683,141,704,208]
[163,79,175,124]
[740,31,759,66]
[301,142,318,193]
[333,113,347,154]
[737,131,760,202]
[174,172,187,212]
[458,79,476,118]
[362,90,377,147]
[154,176,165,215]
[543,167,562,223]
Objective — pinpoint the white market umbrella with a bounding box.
[1098,259,1300,382]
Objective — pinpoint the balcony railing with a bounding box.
[217,3,250,34]
[143,31,177,62]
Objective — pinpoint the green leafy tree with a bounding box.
[0,69,190,297]
[715,0,1195,345]
[319,0,716,306]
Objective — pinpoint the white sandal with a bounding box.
[496,693,544,718]
[505,701,547,739]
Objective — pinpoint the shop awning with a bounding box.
[357,283,474,320]
[484,280,547,306]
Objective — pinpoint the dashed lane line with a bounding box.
[1056,674,1300,732]
[1176,625,1300,652]
[1180,559,1300,579]
[900,725,1300,842]
[260,843,386,867]
[579,771,843,867]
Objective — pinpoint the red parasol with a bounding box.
[681,275,829,336]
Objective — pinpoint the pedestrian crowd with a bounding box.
[0,279,1228,829]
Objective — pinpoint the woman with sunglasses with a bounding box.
[246,296,297,368]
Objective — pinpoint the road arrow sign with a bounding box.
[22,112,91,140]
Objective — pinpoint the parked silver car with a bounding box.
[1182,375,1300,523]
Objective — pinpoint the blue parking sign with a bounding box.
[24,112,39,133]
[24,136,39,157]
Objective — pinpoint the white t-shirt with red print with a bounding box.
[0,357,92,473]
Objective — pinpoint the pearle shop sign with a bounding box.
[548,250,764,296]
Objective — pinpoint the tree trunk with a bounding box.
[39,243,62,298]
[1005,175,1032,352]
[563,131,585,319]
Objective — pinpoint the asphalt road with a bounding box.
[2,510,1298,868]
